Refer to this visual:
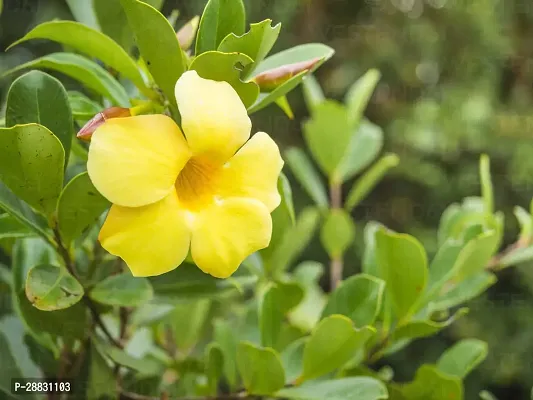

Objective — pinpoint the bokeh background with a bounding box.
[1,0,533,398]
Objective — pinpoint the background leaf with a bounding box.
[237,342,285,395]
[436,339,488,379]
[89,273,153,307]
[344,69,381,126]
[276,377,388,400]
[320,209,356,258]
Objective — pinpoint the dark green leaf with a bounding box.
[196,0,245,54]
[214,319,238,389]
[57,172,110,244]
[2,53,130,106]
[206,343,224,395]
[68,91,102,120]
[189,51,259,108]
[321,274,385,328]
[0,331,24,397]
[0,124,64,216]
[285,148,328,209]
[7,21,149,94]
[237,342,285,395]
[276,377,388,400]
[0,214,36,240]
[88,343,117,400]
[25,264,83,311]
[90,272,153,307]
[6,71,73,165]
[120,0,186,107]
[436,339,488,379]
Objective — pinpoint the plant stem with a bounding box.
[329,180,343,290]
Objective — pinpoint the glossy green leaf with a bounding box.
[93,0,133,51]
[285,148,328,209]
[25,264,83,311]
[303,100,352,177]
[302,74,325,112]
[437,339,488,379]
[321,274,385,328]
[289,262,327,332]
[88,343,117,400]
[57,172,110,244]
[68,91,102,119]
[320,209,356,258]
[345,153,399,212]
[268,207,321,274]
[344,69,381,126]
[0,214,35,240]
[335,120,384,183]
[2,53,129,106]
[196,0,245,54]
[65,0,100,29]
[301,315,374,381]
[428,272,496,312]
[392,308,468,342]
[0,124,64,216]
[400,365,463,400]
[206,343,224,395]
[237,342,285,395]
[6,71,73,165]
[214,319,238,389]
[7,21,149,93]
[276,377,388,400]
[375,227,428,321]
[89,273,153,307]
[189,51,259,108]
[120,0,186,107]
[218,19,281,77]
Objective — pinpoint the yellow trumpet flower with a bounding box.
[87,71,284,278]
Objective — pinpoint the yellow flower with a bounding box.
[87,71,283,278]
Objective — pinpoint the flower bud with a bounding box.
[77,107,131,141]
[253,57,323,92]
[177,16,200,51]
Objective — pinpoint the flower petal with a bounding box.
[88,115,190,207]
[218,132,284,211]
[99,191,191,277]
[190,198,272,278]
[174,70,251,162]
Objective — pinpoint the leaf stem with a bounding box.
[329,180,343,290]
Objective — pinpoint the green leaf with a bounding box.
[392,308,468,343]
[514,205,532,243]
[281,337,306,383]
[237,342,285,395]
[400,365,463,400]
[301,315,374,382]
[276,377,388,400]
[289,262,327,332]
[452,230,499,281]
[479,391,499,400]
[0,183,54,244]
[93,0,133,51]
[278,172,295,224]
[0,124,64,216]
[321,274,385,328]
[479,154,493,216]
[2,53,130,106]
[0,330,24,397]
[196,0,245,54]
[189,51,259,108]
[68,91,102,119]
[498,245,533,268]
[375,227,428,321]
[94,337,161,375]
[345,153,399,212]
[247,71,306,114]
[267,207,321,274]
[25,264,83,311]
[88,343,117,400]
[303,100,351,177]
[218,19,281,77]
[335,120,384,183]
[320,209,356,258]
[285,148,328,209]
[206,344,224,395]
[120,0,186,108]
[0,214,36,240]
[428,272,496,312]
[7,21,149,94]
[65,0,100,29]
[6,71,73,166]
[89,272,153,307]
[214,319,238,389]
[302,74,325,112]
[362,222,381,277]
[437,339,488,379]
[57,172,110,244]
[344,69,381,127]
[163,299,211,352]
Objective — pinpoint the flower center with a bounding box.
[175,156,221,211]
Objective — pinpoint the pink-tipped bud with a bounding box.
[253,57,323,92]
[77,107,131,142]
[177,16,200,51]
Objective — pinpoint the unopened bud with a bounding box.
[77,107,131,141]
[177,16,200,51]
[253,57,323,92]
